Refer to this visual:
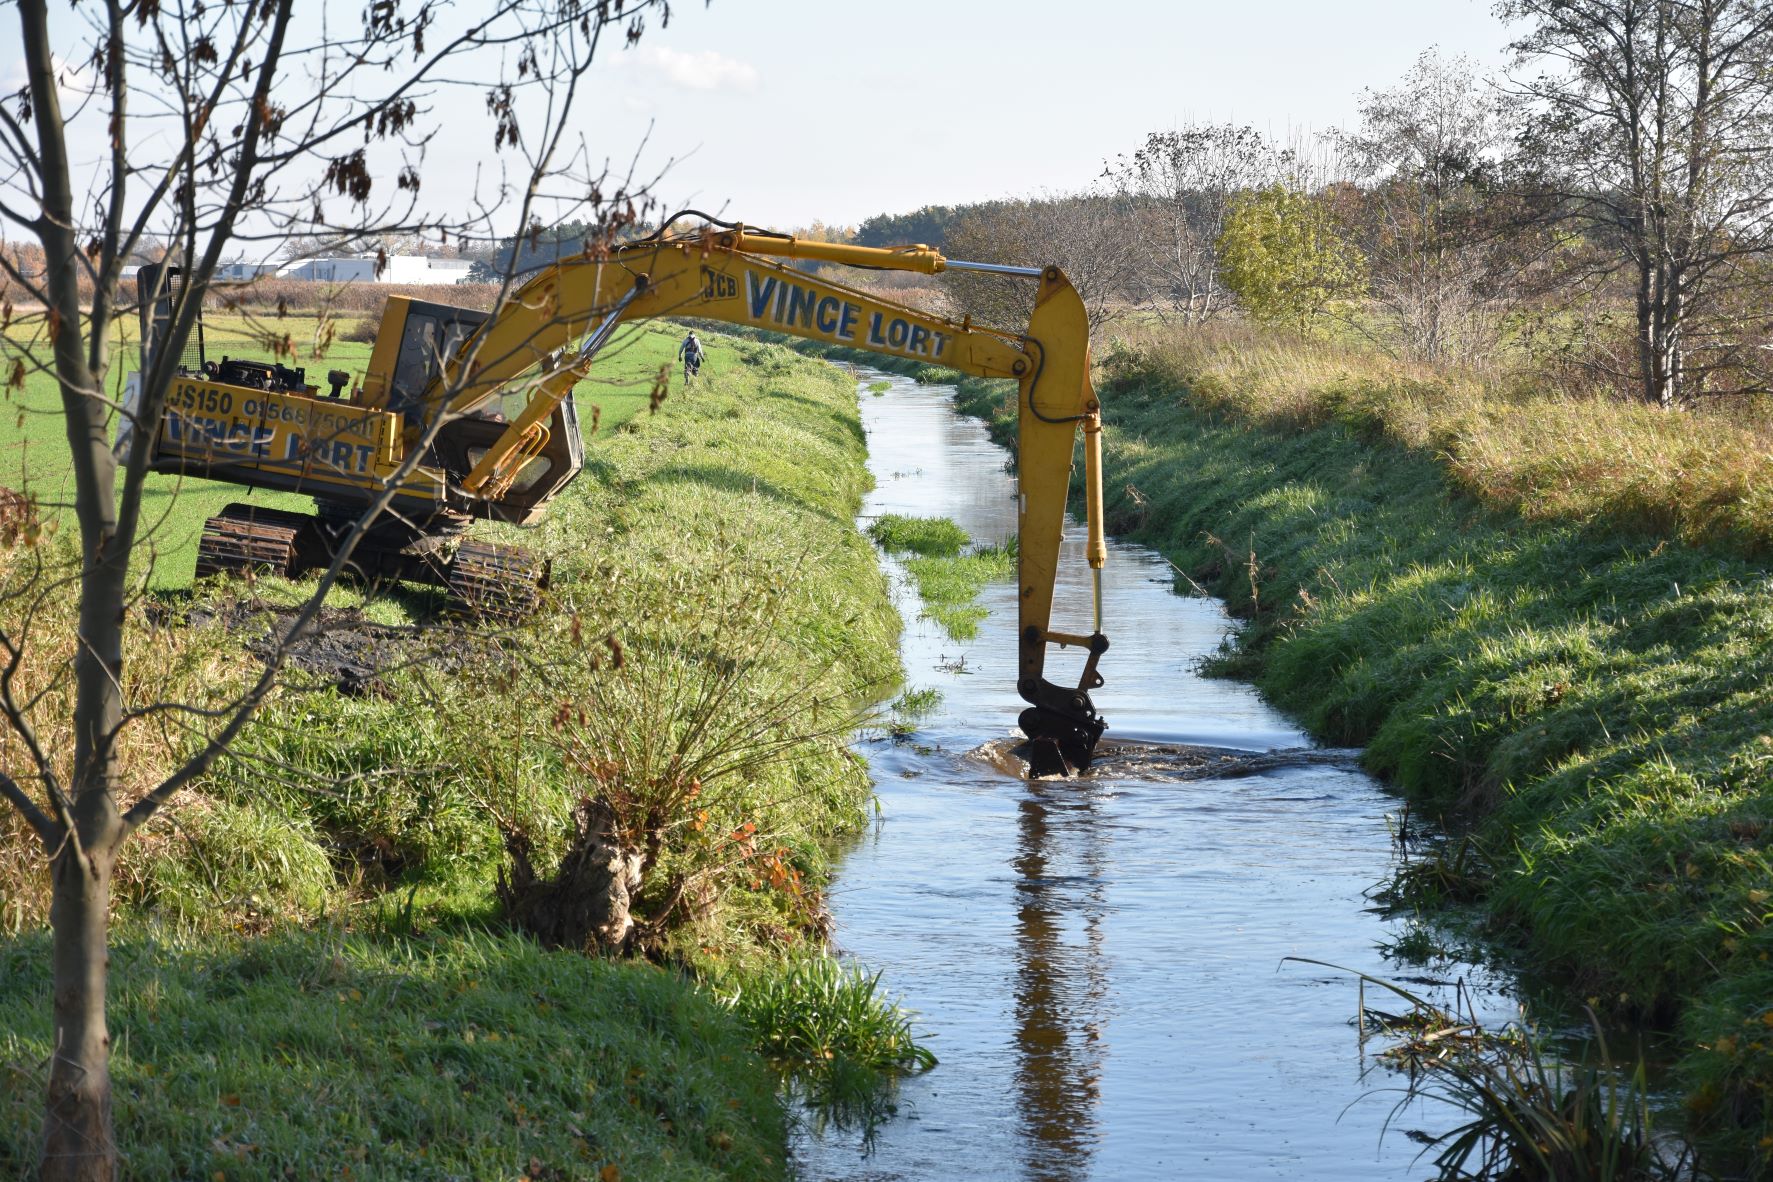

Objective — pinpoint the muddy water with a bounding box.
[791,371,1512,1181]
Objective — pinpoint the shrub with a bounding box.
[1218,185,1366,328]
[502,551,875,953]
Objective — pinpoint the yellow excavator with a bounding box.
[131,214,1111,771]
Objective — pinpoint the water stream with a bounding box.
[793,370,1512,1181]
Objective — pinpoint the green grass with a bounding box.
[867,513,967,557]
[0,928,787,1180]
[902,549,1013,641]
[880,686,943,739]
[712,954,936,1133]
[890,686,942,716]
[1315,961,1677,1181]
[924,334,1773,1169]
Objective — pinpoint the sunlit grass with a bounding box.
[868,513,968,557]
[0,928,787,1180]
[713,953,936,1136]
[1099,320,1773,556]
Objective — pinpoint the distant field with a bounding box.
[0,309,679,586]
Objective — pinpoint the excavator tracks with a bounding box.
[195,504,317,580]
[444,538,546,622]
[197,504,544,624]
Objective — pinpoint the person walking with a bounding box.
[678,330,705,384]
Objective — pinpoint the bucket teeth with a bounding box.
[1018,705,1106,778]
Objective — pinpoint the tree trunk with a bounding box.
[41,843,116,1182]
[1637,257,1684,409]
[1636,254,1666,406]
[1661,279,1684,407]
[498,797,645,954]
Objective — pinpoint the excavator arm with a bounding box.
[401,225,1112,772]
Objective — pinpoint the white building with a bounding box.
[383,256,473,284]
[276,256,378,282]
[275,255,474,284]
[214,261,281,282]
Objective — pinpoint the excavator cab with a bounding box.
[363,297,489,428]
[363,296,587,525]
[429,396,585,525]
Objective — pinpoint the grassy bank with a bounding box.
[0,326,905,1175]
[0,929,783,1180]
[968,328,1773,1167]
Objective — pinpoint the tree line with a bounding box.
[837,2,1773,410]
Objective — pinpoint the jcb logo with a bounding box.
[701,266,737,301]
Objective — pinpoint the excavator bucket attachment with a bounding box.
[1010,267,1110,776]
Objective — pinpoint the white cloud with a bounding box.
[628,46,758,92]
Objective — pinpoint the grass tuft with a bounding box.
[902,548,1013,640]
[1328,963,1691,1181]
[868,513,969,557]
[714,953,936,1136]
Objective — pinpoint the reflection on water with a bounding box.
[791,371,1510,1181]
[1013,788,1108,1179]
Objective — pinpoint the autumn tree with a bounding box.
[1501,0,1773,404]
[942,191,1145,332]
[1217,185,1367,328]
[0,2,671,1178]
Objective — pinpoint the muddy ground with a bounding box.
[160,597,493,695]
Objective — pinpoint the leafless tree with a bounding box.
[1104,124,1287,324]
[0,2,672,1177]
[1501,0,1773,404]
[941,190,1145,334]
[1335,50,1535,363]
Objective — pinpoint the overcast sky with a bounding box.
[583,0,1519,229]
